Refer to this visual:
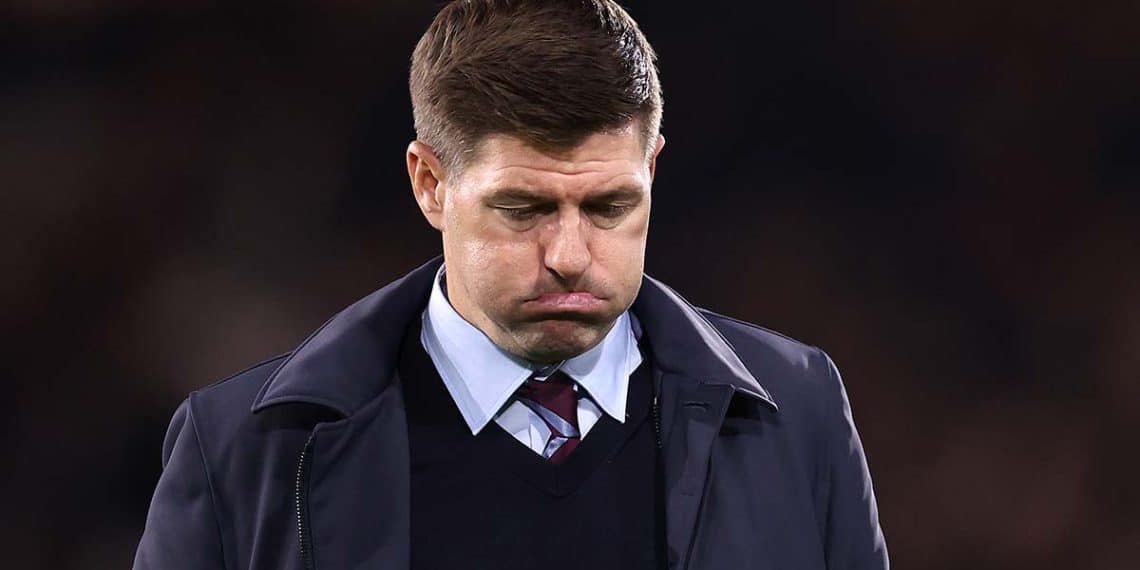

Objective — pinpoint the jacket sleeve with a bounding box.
[817,350,890,570]
[133,397,228,570]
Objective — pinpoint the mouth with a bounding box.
[523,292,607,314]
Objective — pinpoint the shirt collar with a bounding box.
[421,264,642,435]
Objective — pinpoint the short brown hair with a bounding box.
[409,0,663,173]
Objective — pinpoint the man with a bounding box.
[134,1,888,568]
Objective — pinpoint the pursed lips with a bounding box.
[527,292,605,309]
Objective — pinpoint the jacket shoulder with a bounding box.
[191,354,290,409]
[696,308,837,416]
[182,353,291,443]
[697,308,821,363]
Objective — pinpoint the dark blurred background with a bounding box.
[4,0,1139,567]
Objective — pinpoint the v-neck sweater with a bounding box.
[399,317,666,570]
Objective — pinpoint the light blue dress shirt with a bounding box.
[420,264,643,456]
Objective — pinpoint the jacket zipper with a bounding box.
[295,432,316,570]
[652,393,663,449]
[652,391,668,568]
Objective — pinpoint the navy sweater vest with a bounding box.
[399,318,666,569]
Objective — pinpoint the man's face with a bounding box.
[409,126,664,364]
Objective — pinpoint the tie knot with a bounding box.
[515,370,582,463]
[516,370,580,432]
[517,370,575,401]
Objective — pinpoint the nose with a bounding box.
[543,209,591,283]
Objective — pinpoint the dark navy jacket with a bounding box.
[133,257,889,569]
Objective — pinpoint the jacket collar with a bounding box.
[251,256,777,417]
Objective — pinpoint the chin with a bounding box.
[516,321,604,362]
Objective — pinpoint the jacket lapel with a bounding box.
[304,379,411,569]
[658,374,735,568]
[633,275,779,569]
[249,258,441,570]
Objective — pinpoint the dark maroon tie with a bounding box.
[514,370,581,464]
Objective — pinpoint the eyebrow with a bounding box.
[485,185,646,204]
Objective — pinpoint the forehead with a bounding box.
[458,129,649,195]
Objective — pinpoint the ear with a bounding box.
[648,134,665,181]
[406,140,448,231]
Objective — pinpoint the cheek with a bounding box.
[596,213,649,261]
[447,219,539,302]
[463,222,536,272]
[444,202,506,264]
[590,223,648,300]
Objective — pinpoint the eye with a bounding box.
[497,206,544,221]
[588,204,633,219]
